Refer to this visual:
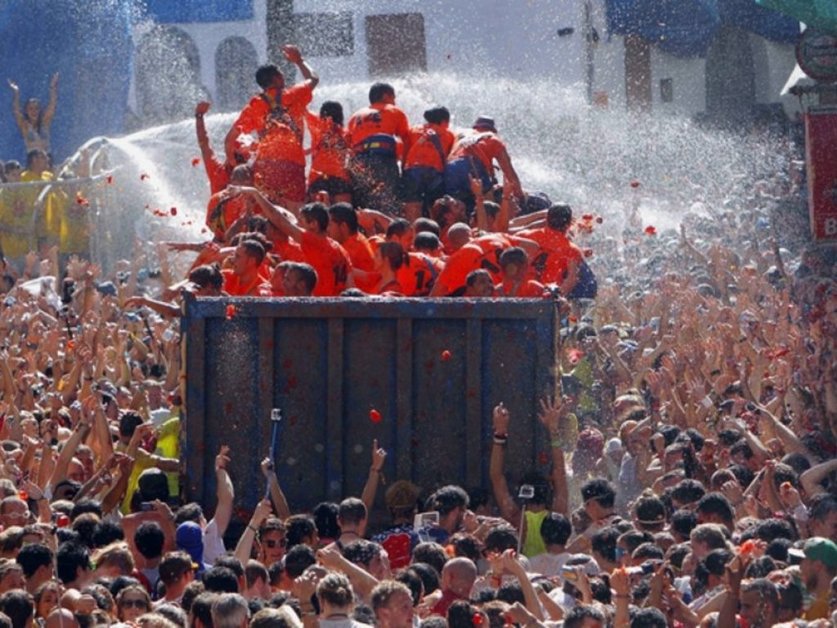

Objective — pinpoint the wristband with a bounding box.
[493,435,508,446]
[247,525,258,533]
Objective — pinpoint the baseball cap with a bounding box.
[472,116,497,132]
[789,537,837,569]
[175,521,205,567]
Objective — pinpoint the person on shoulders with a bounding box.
[8,73,58,155]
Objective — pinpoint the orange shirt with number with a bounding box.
[346,103,411,154]
[397,252,445,296]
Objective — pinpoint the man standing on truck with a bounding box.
[224,45,319,209]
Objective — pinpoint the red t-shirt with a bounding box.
[341,233,376,273]
[448,131,507,172]
[300,231,353,297]
[404,124,455,172]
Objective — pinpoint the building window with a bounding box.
[136,26,206,124]
[216,37,259,111]
[366,13,427,77]
[660,78,674,103]
[293,12,354,57]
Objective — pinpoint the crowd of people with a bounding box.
[0,44,834,628]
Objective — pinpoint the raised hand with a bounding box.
[371,438,386,472]
[282,45,303,64]
[537,396,562,434]
[493,402,510,435]
[215,445,231,471]
[195,101,211,116]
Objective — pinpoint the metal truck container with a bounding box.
[182,296,558,515]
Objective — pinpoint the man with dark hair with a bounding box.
[222,239,269,297]
[0,590,33,628]
[305,100,352,203]
[158,551,195,606]
[401,105,455,221]
[518,203,584,295]
[346,82,412,212]
[563,605,605,628]
[463,269,494,297]
[590,527,620,573]
[224,46,318,209]
[696,493,735,531]
[242,560,270,601]
[16,543,53,594]
[633,495,667,533]
[133,521,165,594]
[528,513,572,576]
[327,203,376,282]
[202,566,239,594]
[421,486,470,545]
[233,191,352,297]
[495,247,546,297]
[278,261,317,297]
[55,542,91,589]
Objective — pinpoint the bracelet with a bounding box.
[493,437,508,446]
[247,525,258,533]
[550,439,562,449]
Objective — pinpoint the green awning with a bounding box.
[756,0,837,36]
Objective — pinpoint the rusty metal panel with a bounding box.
[183,297,557,513]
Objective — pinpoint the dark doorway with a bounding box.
[365,13,427,77]
[216,37,259,111]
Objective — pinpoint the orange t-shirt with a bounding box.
[404,124,455,172]
[518,227,584,284]
[397,252,445,296]
[448,131,506,173]
[300,231,353,297]
[233,84,313,165]
[341,233,376,273]
[272,238,306,263]
[346,103,411,155]
[433,244,483,296]
[495,280,547,298]
[471,233,518,283]
[222,269,271,297]
[233,84,313,140]
[305,111,350,182]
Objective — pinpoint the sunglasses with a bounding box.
[120,599,148,609]
[264,538,287,549]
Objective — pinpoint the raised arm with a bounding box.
[261,457,291,520]
[42,73,59,128]
[489,402,520,525]
[361,439,386,514]
[212,446,234,536]
[537,397,569,516]
[234,498,273,564]
[282,45,319,90]
[495,147,522,199]
[233,186,304,242]
[7,80,24,130]
[194,101,216,165]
